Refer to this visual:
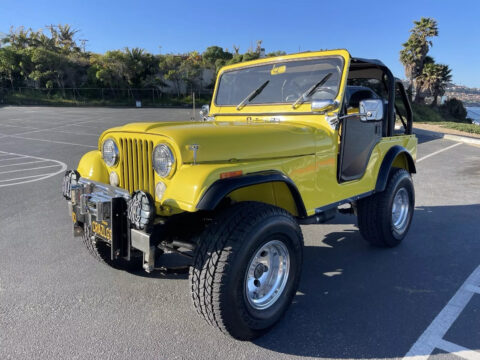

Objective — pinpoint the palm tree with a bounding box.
[400,17,438,103]
[5,26,31,49]
[49,24,80,52]
[417,57,452,106]
[431,64,452,106]
[417,62,439,104]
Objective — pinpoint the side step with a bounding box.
[298,208,337,225]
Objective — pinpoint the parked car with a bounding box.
[63,49,417,340]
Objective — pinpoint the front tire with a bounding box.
[82,230,142,271]
[357,168,415,247]
[189,202,303,340]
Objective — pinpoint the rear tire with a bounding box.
[189,202,303,340]
[357,168,414,247]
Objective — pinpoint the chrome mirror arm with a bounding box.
[337,113,369,120]
[325,112,370,128]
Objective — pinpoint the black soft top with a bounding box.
[351,57,387,67]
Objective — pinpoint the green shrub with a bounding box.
[412,102,470,123]
[441,98,467,121]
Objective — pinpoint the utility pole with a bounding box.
[79,39,88,52]
[191,92,196,120]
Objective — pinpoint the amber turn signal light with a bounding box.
[220,170,243,179]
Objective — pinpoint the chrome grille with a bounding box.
[118,137,154,196]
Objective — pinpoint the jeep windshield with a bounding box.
[215,56,344,107]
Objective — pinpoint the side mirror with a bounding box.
[311,99,339,113]
[199,104,210,120]
[359,99,383,122]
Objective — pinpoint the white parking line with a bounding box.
[0,123,38,128]
[0,117,103,148]
[0,164,60,175]
[436,339,480,360]
[404,265,480,360]
[12,128,99,137]
[0,160,48,168]
[417,143,462,163]
[8,117,108,136]
[8,135,96,148]
[0,156,27,162]
[0,150,67,188]
[67,123,103,129]
[466,285,480,294]
[0,174,54,183]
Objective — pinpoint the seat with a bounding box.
[347,88,377,109]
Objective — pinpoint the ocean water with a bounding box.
[467,107,480,123]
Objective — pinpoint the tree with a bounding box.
[400,17,438,103]
[416,56,452,106]
[202,46,233,75]
[3,26,31,49]
[430,66,451,107]
[94,50,129,89]
[28,47,72,92]
[158,54,183,96]
[202,46,232,66]
[441,98,467,121]
[267,50,287,57]
[0,47,21,88]
[55,24,81,53]
[180,51,202,94]
[124,47,157,88]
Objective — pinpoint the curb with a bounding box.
[413,127,480,146]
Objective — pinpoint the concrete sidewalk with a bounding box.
[414,124,480,146]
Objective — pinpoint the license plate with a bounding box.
[91,220,112,242]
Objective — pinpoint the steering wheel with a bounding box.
[285,86,337,103]
[311,87,337,99]
[284,82,303,102]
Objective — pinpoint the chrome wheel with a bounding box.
[392,187,410,234]
[245,240,290,310]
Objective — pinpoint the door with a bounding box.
[338,115,382,182]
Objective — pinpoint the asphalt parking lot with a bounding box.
[0,106,479,360]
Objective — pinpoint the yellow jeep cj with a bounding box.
[62,49,417,340]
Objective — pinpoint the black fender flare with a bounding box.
[196,170,307,217]
[375,145,416,192]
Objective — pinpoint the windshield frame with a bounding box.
[213,55,345,108]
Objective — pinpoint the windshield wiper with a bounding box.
[236,80,270,110]
[291,72,333,109]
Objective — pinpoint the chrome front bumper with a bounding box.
[63,170,157,272]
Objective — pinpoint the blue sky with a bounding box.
[2,0,479,87]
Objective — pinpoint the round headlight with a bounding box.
[102,139,119,167]
[152,144,175,177]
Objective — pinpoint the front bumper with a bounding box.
[63,170,157,272]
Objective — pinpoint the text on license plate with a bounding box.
[92,220,112,241]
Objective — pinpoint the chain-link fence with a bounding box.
[0,87,213,107]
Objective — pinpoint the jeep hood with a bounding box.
[104,121,317,164]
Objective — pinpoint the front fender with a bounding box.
[196,171,307,217]
[159,155,315,216]
[77,150,109,183]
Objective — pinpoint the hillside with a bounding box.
[445,84,480,106]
